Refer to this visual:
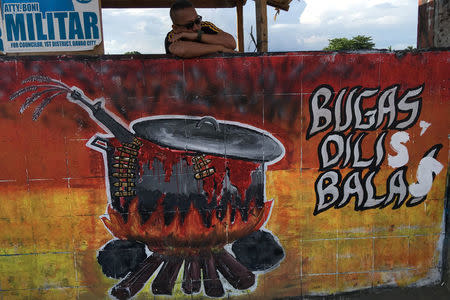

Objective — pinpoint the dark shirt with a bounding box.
[165,21,220,54]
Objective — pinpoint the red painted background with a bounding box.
[0,51,448,299]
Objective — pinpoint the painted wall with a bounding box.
[0,51,448,299]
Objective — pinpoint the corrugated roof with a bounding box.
[101,0,292,11]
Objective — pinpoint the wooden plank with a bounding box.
[111,254,163,299]
[417,0,435,48]
[236,1,244,52]
[267,0,291,11]
[101,0,241,8]
[101,0,290,11]
[255,0,268,52]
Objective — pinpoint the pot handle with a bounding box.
[196,116,220,132]
[90,136,110,151]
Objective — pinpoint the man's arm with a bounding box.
[200,31,236,50]
[169,40,234,58]
[168,30,236,58]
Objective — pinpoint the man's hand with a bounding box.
[168,32,197,43]
[169,41,236,58]
[168,24,237,58]
[220,47,237,54]
[170,30,236,50]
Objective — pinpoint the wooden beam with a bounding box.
[255,0,268,52]
[236,1,244,52]
[101,0,242,9]
[100,0,290,11]
[417,0,435,48]
[267,0,291,11]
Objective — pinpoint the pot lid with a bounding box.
[131,116,284,163]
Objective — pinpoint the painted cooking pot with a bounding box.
[90,115,284,255]
[61,89,283,254]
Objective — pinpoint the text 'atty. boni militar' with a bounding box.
[0,0,102,53]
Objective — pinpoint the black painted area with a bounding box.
[136,172,265,227]
[97,240,147,279]
[232,230,284,271]
[136,187,265,227]
[216,188,239,222]
[137,188,162,223]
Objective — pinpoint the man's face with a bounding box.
[172,7,202,33]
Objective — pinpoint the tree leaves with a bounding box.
[323,35,375,51]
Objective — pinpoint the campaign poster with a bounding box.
[0,0,102,53]
[0,10,4,53]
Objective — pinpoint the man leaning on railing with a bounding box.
[165,0,237,58]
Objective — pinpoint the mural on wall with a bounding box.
[10,76,286,298]
[0,52,448,299]
[306,84,444,215]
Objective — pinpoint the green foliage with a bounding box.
[323,35,375,51]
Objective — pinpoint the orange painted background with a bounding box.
[0,51,448,299]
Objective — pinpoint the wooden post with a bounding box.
[236,1,244,52]
[417,0,435,48]
[255,0,268,52]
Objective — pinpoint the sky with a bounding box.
[101,0,418,54]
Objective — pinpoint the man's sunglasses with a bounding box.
[176,15,202,29]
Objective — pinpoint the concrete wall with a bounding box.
[418,0,450,48]
[0,51,448,299]
[435,0,450,47]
